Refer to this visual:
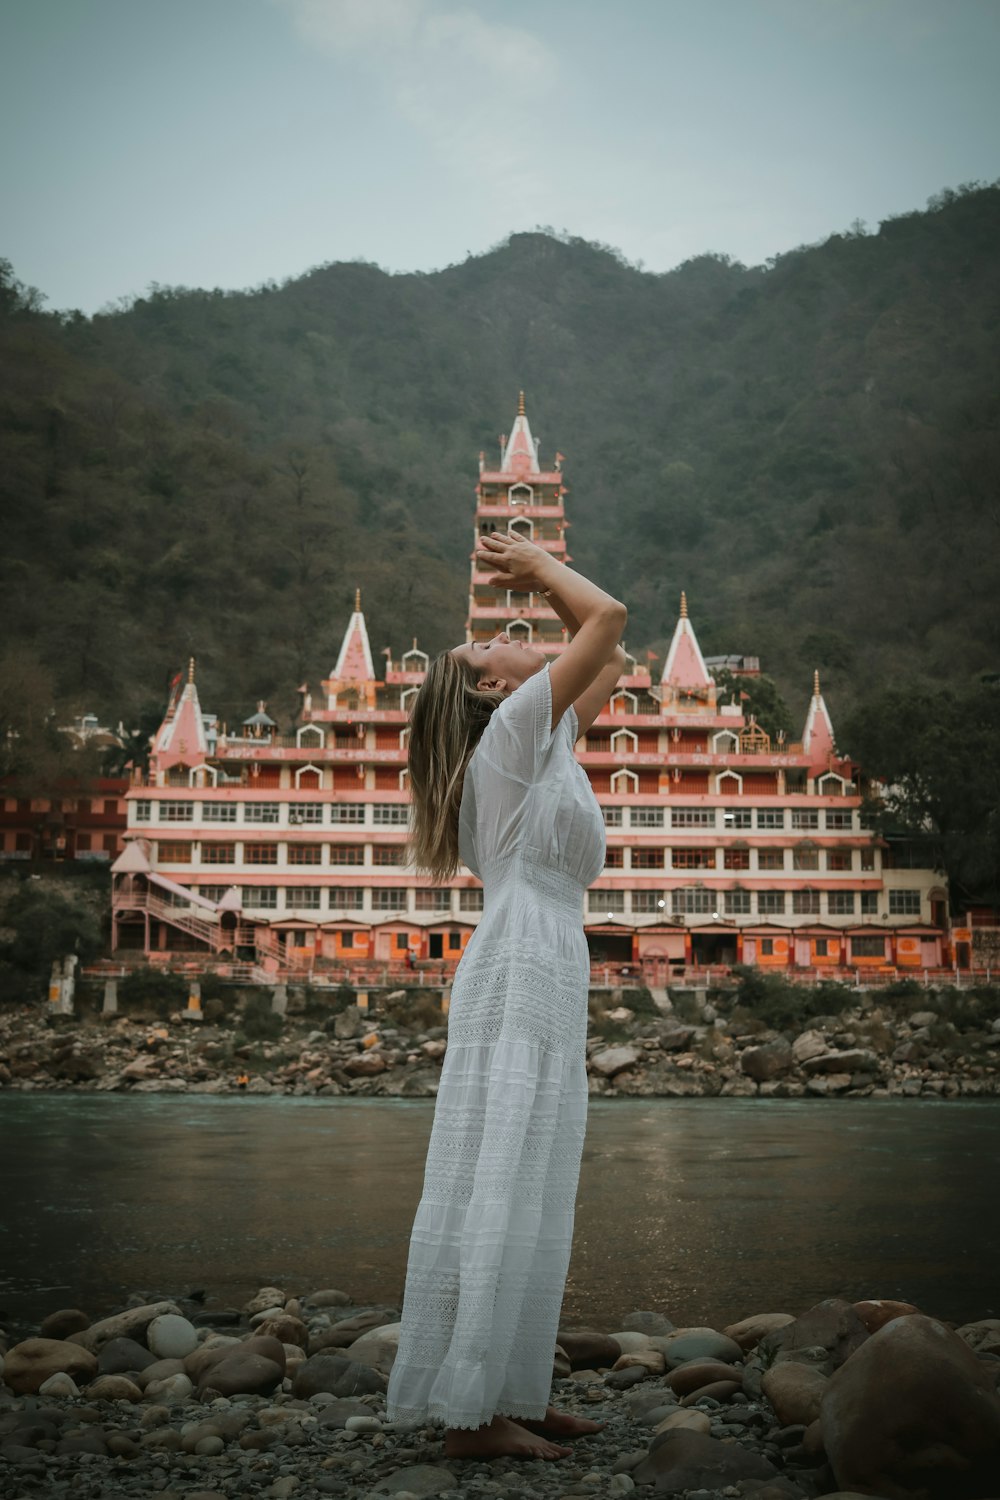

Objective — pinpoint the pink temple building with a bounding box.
[112,397,950,982]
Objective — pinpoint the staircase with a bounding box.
[145,892,225,951]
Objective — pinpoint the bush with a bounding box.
[622,985,661,1017]
[0,880,103,999]
[240,992,284,1041]
[118,967,188,1019]
[379,988,446,1031]
[730,965,855,1031]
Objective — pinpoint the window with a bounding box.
[373,805,409,826]
[102,834,117,851]
[459,889,484,911]
[757,849,785,871]
[590,891,625,914]
[725,890,751,915]
[826,809,853,830]
[792,890,821,914]
[756,809,784,830]
[860,847,876,871]
[793,846,820,871]
[672,887,715,915]
[76,833,92,851]
[330,887,364,910]
[246,802,281,824]
[761,938,775,956]
[826,850,852,871]
[244,843,278,865]
[791,809,819,830]
[415,889,451,911]
[243,886,278,909]
[448,932,462,951]
[853,935,885,958]
[203,803,237,822]
[161,801,194,822]
[724,849,750,871]
[202,843,235,864]
[632,891,665,913]
[722,808,751,830]
[373,846,404,865]
[330,844,365,865]
[671,807,713,828]
[827,890,855,915]
[103,799,118,815]
[288,844,323,865]
[340,931,355,948]
[394,932,410,952]
[860,891,879,915]
[331,804,366,824]
[158,841,191,863]
[199,885,229,903]
[889,889,921,915]
[372,888,407,911]
[285,887,321,910]
[633,807,666,828]
[815,938,829,957]
[602,807,623,828]
[289,802,323,824]
[604,847,625,869]
[134,800,152,822]
[672,848,716,869]
[757,890,786,915]
[630,847,663,869]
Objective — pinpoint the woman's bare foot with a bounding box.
[443,1414,572,1460]
[518,1406,607,1438]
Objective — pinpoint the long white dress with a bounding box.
[385,662,606,1430]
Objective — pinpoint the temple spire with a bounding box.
[660,592,711,693]
[517,389,526,416]
[152,661,208,769]
[680,591,688,619]
[802,668,836,772]
[332,588,376,682]
[500,392,541,476]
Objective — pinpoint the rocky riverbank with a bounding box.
[1,981,999,1099]
[2,1281,999,1500]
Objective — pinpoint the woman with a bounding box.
[385,529,627,1460]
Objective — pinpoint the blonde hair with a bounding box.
[407,651,504,880]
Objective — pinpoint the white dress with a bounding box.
[386,663,606,1430]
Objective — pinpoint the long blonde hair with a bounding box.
[407,651,504,880]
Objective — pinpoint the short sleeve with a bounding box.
[481,662,554,785]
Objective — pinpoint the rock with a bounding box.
[3,1337,99,1394]
[590,1045,641,1077]
[333,1006,363,1040]
[344,1051,387,1076]
[956,1318,1000,1357]
[909,1010,939,1026]
[85,1374,143,1401]
[556,1328,622,1371]
[659,1025,697,1051]
[184,1336,245,1383]
[663,1329,743,1367]
[253,1313,310,1349]
[347,1321,401,1375]
[762,1362,829,1425]
[806,1071,853,1094]
[604,1364,652,1390]
[37,1371,80,1397]
[653,1409,712,1436]
[39,1308,90,1340]
[144,1372,194,1403]
[759,1298,869,1374]
[292,1352,387,1399]
[147,1313,199,1359]
[666,1359,743,1395]
[97,1335,160,1374]
[852,1298,920,1334]
[821,1312,1000,1498]
[138,1356,188,1388]
[613,1349,666,1376]
[792,1029,829,1063]
[370,1465,459,1494]
[679,1378,741,1404]
[244,1286,287,1317]
[621,1309,675,1337]
[804,1049,880,1075]
[740,1037,793,1080]
[68,1298,182,1353]
[200,1351,285,1399]
[305,1288,352,1309]
[723,1312,796,1350]
[610,1330,656,1354]
[720,1075,758,1095]
[553,1344,571,1378]
[635,1428,781,1490]
[312,1308,398,1350]
[315,1397,377,1428]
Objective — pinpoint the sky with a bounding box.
[3,0,999,314]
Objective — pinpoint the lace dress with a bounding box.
[386,662,606,1430]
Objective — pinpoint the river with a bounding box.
[1,1095,997,1331]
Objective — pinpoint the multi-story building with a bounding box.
[111,398,950,979]
[1,778,129,864]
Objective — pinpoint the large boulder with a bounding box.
[67,1299,182,1354]
[347,1322,400,1376]
[723,1312,795,1350]
[590,1045,641,1078]
[146,1314,198,1360]
[310,1308,398,1352]
[97,1337,159,1375]
[762,1361,829,1426]
[38,1309,90,1341]
[821,1312,1000,1499]
[662,1328,743,1368]
[740,1037,793,1081]
[193,1335,286,1397]
[556,1329,622,1370]
[292,1352,386,1399]
[758,1298,870,1375]
[3,1338,98,1395]
[634,1428,782,1491]
[665,1359,743,1396]
[853,1299,920,1334]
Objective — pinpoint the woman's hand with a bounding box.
[475,530,550,591]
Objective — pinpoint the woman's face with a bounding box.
[450,632,546,693]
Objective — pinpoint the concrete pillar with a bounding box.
[271,984,288,1017]
[184,980,203,1021]
[356,990,369,1011]
[103,979,118,1015]
[48,960,62,1010]
[441,988,451,1015]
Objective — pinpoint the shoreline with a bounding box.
[2,1280,999,1499]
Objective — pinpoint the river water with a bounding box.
[1,1095,997,1331]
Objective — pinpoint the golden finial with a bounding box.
[188,657,195,683]
[412,636,418,651]
[354,587,361,612]
[680,591,688,619]
[814,669,820,696]
[517,390,525,416]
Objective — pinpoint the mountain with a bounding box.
[2,181,998,734]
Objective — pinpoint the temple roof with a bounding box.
[660,593,712,692]
[499,392,541,477]
[802,668,837,772]
[154,659,209,768]
[333,588,376,682]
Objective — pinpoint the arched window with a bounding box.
[716,770,743,794]
[295,765,323,790]
[509,516,534,539]
[611,769,638,794]
[401,686,418,712]
[507,619,533,642]
[611,729,638,754]
[610,690,638,715]
[508,483,533,505]
[402,647,429,673]
[296,724,325,748]
[712,730,740,754]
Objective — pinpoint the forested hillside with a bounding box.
[2,183,998,740]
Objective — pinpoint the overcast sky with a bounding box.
[3,0,999,314]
